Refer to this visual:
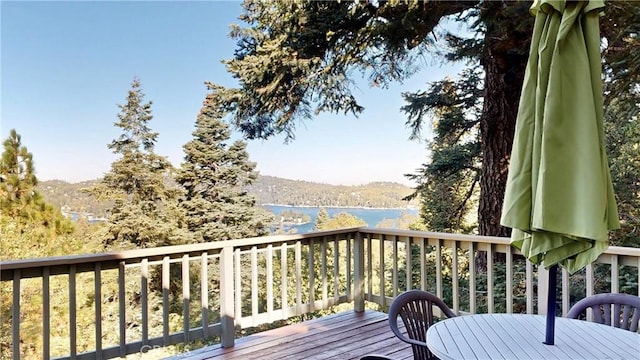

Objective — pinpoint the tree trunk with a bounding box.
[477,2,532,236]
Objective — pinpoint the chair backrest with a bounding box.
[359,355,395,360]
[566,293,640,332]
[388,290,456,360]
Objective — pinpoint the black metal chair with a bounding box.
[567,293,640,332]
[359,355,395,360]
[388,290,456,360]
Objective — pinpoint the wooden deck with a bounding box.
[169,310,413,360]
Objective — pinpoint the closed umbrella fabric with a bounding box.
[501,0,619,275]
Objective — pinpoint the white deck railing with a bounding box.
[1,228,639,359]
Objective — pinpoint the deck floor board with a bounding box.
[168,310,413,360]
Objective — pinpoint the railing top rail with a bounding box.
[0,228,363,271]
[2,227,638,274]
[600,245,640,256]
[360,227,510,244]
[360,228,640,256]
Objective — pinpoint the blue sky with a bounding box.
[2,1,462,186]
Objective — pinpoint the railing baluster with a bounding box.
[366,236,372,297]
[468,242,476,314]
[308,239,315,311]
[585,263,594,321]
[201,252,209,339]
[487,244,494,313]
[354,231,365,312]
[346,235,352,300]
[584,264,595,321]
[266,244,273,321]
[610,255,619,293]
[43,267,50,360]
[392,235,398,297]
[526,260,534,313]
[295,241,302,313]
[141,258,148,347]
[251,246,258,319]
[118,261,126,357]
[182,254,190,344]
[281,243,288,318]
[333,236,339,300]
[506,246,513,314]
[436,239,442,300]
[69,264,77,358]
[235,249,241,320]
[586,262,594,298]
[405,237,411,291]
[452,241,459,313]
[162,256,169,345]
[562,267,570,316]
[537,265,548,315]
[12,270,20,360]
[379,236,385,302]
[420,238,426,291]
[321,237,327,306]
[94,263,102,360]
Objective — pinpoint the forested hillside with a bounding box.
[248,176,417,208]
[38,175,417,216]
[38,180,113,217]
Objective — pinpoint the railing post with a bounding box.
[220,245,235,347]
[354,231,365,312]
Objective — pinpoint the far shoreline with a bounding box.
[260,204,417,211]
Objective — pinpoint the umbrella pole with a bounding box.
[544,264,558,345]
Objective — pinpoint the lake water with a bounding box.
[262,205,418,234]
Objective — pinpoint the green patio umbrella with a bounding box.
[500,0,619,345]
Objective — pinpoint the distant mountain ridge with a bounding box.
[37,175,418,217]
[249,175,417,208]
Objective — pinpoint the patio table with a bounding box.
[426,313,639,360]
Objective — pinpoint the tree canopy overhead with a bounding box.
[222,0,480,140]
[216,0,638,238]
[216,0,532,236]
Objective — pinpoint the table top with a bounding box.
[426,313,640,360]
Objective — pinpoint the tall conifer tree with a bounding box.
[176,84,270,242]
[0,129,73,234]
[0,129,38,218]
[403,69,483,233]
[313,208,330,230]
[87,78,183,248]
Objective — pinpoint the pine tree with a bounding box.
[604,96,640,247]
[313,207,330,230]
[87,78,183,248]
[0,129,74,234]
[175,84,271,242]
[314,212,366,231]
[0,129,38,219]
[403,69,482,233]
